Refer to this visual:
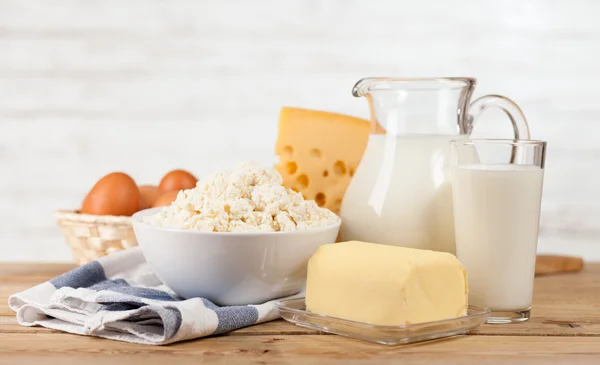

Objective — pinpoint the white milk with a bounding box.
[340,134,465,254]
[452,164,544,311]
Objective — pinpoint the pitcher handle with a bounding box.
[468,95,530,140]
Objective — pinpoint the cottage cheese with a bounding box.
[143,162,340,232]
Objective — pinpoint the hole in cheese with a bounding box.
[286,161,298,175]
[282,146,294,158]
[323,170,329,177]
[333,160,347,175]
[315,193,326,207]
[349,167,355,177]
[291,186,300,192]
[333,198,342,210]
[310,148,322,159]
[297,174,310,188]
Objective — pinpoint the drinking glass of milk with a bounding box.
[451,139,547,323]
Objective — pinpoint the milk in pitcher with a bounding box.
[340,134,467,254]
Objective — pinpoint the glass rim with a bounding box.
[451,138,547,147]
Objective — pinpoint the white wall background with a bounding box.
[1,0,599,262]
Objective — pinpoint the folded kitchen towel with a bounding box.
[9,247,298,345]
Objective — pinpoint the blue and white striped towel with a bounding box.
[9,247,298,345]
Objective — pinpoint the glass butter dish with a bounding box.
[276,298,490,345]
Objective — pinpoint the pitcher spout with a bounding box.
[352,77,380,97]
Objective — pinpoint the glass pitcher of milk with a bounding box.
[339,77,531,254]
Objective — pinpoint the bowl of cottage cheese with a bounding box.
[132,162,341,306]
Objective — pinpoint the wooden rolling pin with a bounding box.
[535,255,584,276]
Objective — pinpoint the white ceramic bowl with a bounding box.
[131,208,341,306]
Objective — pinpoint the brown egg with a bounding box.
[81,172,140,216]
[152,190,180,207]
[138,185,162,211]
[159,169,198,192]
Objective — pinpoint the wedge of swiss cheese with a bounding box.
[275,107,371,213]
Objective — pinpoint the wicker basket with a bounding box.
[55,210,138,265]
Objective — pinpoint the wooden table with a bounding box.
[0,263,599,364]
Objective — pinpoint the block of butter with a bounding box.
[305,241,468,326]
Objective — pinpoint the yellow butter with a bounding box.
[305,241,468,326]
